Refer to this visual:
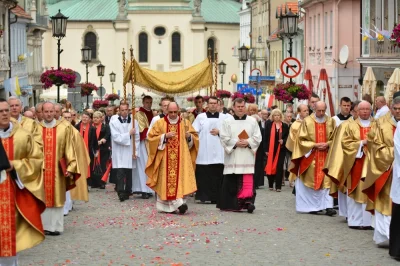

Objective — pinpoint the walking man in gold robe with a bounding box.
[290,101,336,216]
[0,98,45,266]
[146,102,199,214]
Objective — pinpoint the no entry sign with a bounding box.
[280,57,302,79]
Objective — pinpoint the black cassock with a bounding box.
[254,120,267,188]
[390,202,400,258]
[195,164,224,203]
[217,174,256,211]
[0,140,11,171]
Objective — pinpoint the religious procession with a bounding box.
[2,0,400,264]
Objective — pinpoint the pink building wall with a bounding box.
[303,0,360,105]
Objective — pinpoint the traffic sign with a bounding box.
[280,57,302,79]
[250,68,262,76]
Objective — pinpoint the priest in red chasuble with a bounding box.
[290,101,337,216]
[133,95,154,199]
[0,99,45,266]
[146,102,199,214]
[38,102,88,236]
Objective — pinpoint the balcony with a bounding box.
[367,39,400,58]
[35,14,48,27]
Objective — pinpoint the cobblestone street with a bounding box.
[20,183,397,266]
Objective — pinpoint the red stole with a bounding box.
[80,124,90,177]
[265,122,282,175]
[139,107,154,140]
[0,138,16,257]
[164,116,181,200]
[348,125,371,194]
[42,127,57,207]
[364,126,396,202]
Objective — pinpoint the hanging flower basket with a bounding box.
[105,93,120,101]
[40,68,76,89]
[186,96,194,102]
[80,82,98,97]
[203,96,210,102]
[92,100,109,109]
[231,92,255,103]
[391,24,400,47]
[273,82,310,103]
[216,90,232,99]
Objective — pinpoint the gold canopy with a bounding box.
[123,58,213,95]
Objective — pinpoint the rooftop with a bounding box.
[48,0,241,24]
[11,5,32,20]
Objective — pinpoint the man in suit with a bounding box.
[254,109,269,189]
[105,106,114,125]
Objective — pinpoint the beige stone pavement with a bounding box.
[19,182,398,266]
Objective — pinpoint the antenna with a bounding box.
[333,45,351,68]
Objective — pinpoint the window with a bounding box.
[207,38,215,61]
[84,32,97,60]
[324,12,328,48]
[363,0,370,55]
[171,32,181,62]
[317,14,320,49]
[138,32,148,63]
[309,17,312,50]
[313,15,316,49]
[154,26,166,37]
[330,11,333,48]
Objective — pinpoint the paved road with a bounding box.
[20,182,397,266]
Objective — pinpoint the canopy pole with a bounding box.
[214,50,218,96]
[130,46,136,158]
[122,48,127,103]
[207,47,212,96]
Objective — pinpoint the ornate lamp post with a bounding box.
[109,72,116,94]
[238,44,249,84]
[81,46,92,107]
[217,61,226,90]
[97,63,105,99]
[279,7,299,83]
[50,9,68,103]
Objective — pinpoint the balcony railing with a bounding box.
[35,14,48,27]
[368,39,400,57]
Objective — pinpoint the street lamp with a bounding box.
[279,7,299,83]
[238,44,249,84]
[50,9,68,103]
[109,72,116,94]
[217,61,226,90]
[97,63,105,99]
[81,46,92,107]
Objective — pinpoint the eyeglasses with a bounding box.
[393,107,400,111]
[0,109,10,113]
[169,111,178,114]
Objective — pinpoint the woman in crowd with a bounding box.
[264,109,289,192]
[91,111,111,189]
[247,104,258,116]
[75,111,99,188]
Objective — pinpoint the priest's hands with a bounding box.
[278,139,283,145]
[185,132,191,139]
[210,129,219,136]
[166,132,176,139]
[314,142,328,151]
[236,139,249,148]
[129,128,136,135]
[65,172,73,178]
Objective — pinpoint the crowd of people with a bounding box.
[1,89,400,264]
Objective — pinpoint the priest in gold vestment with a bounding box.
[286,104,309,184]
[340,101,373,229]
[290,102,336,216]
[0,99,45,266]
[8,96,42,147]
[146,102,199,214]
[363,98,399,245]
[38,102,88,236]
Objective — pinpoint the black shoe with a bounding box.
[45,230,60,236]
[362,226,374,230]
[309,211,320,215]
[141,193,149,199]
[211,201,217,204]
[325,208,337,217]
[118,193,125,202]
[178,203,188,214]
[147,193,153,197]
[247,203,255,213]
[99,185,106,189]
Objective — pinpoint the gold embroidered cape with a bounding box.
[146,117,199,201]
[1,120,45,254]
[11,116,43,148]
[290,114,336,189]
[362,113,396,215]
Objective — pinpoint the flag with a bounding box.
[4,76,21,96]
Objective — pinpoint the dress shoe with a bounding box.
[141,193,149,199]
[247,203,256,213]
[325,208,337,216]
[178,203,188,214]
[45,230,60,236]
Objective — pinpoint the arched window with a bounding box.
[207,38,215,61]
[376,80,385,96]
[139,32,148,63]
[171,32,181,62]
[84,32,97,60]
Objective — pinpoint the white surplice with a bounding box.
[220,115,261,175]
[374,105,390,119]
[192,112,230,165]
[110,115,140,169]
